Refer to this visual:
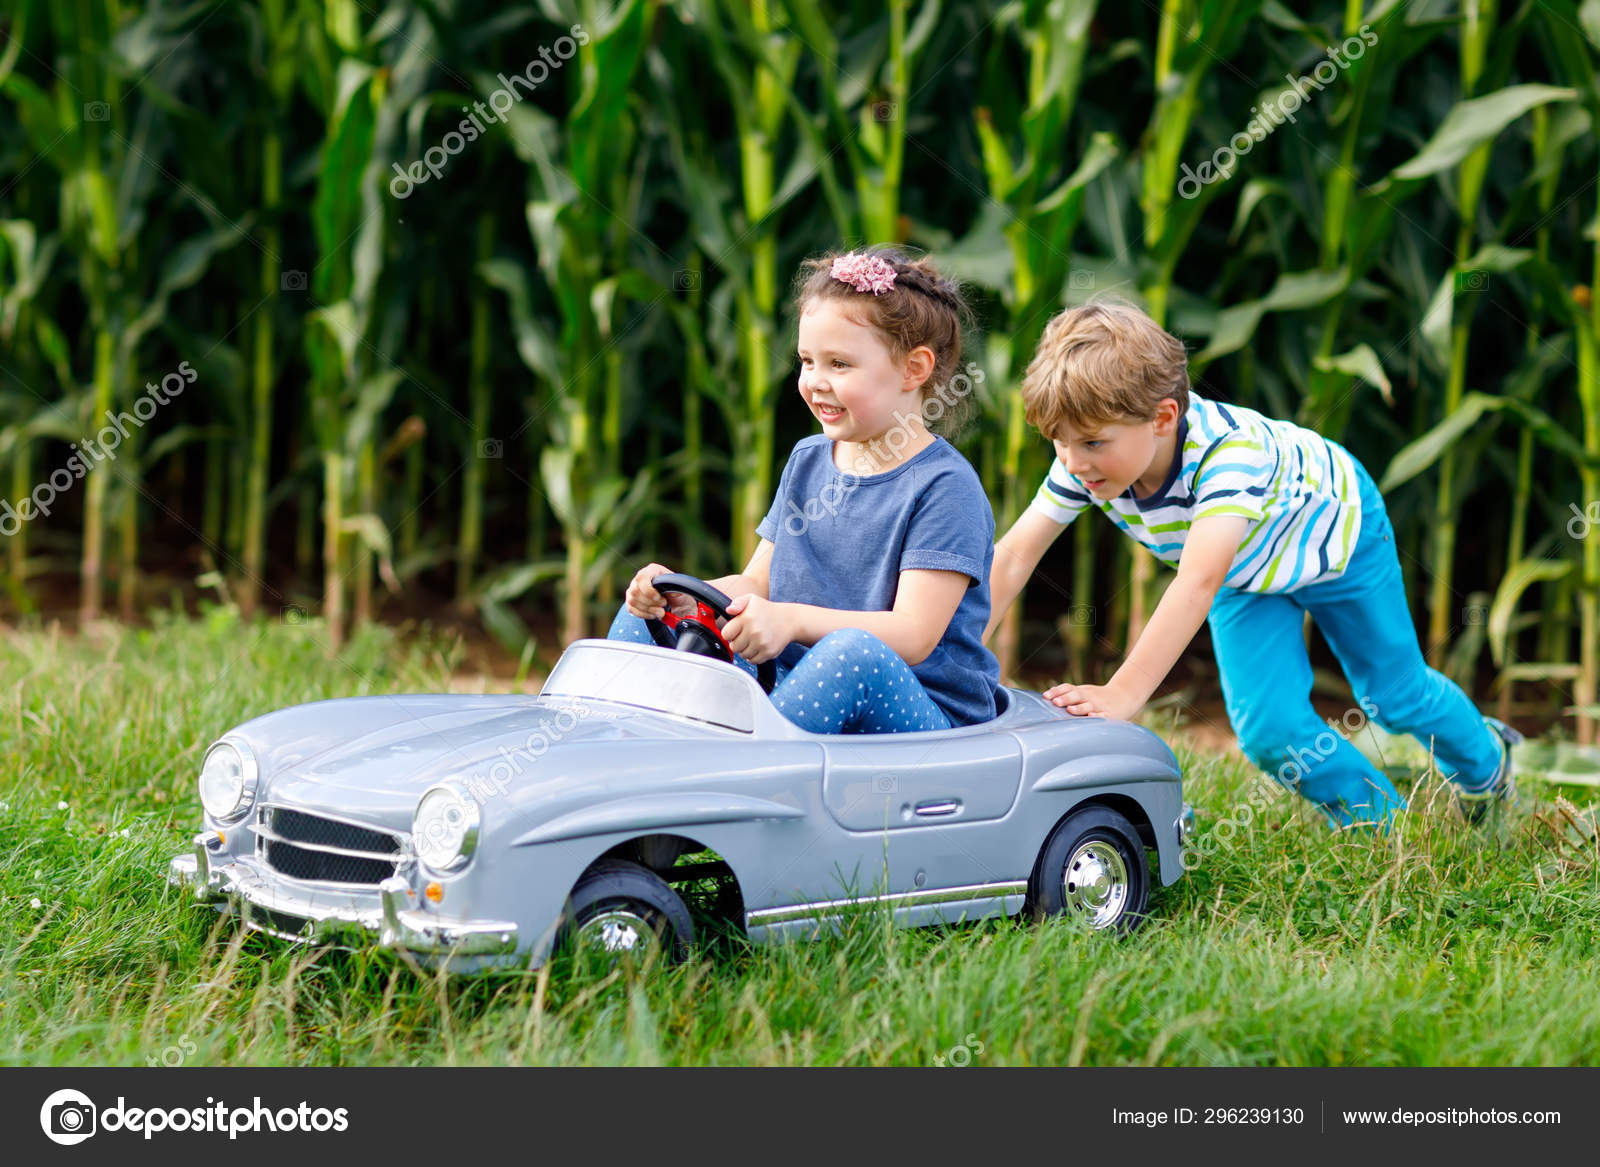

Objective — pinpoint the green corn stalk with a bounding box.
[303,40,388,651]
[0,214,69,611]
[484,0,657,646]
[1297,0,1410,437]
[682,249,705,529]
[292,424,315,584]
[352,441,374,626]
[1381,371,1597,741]
[1128,0,1259,647]
[4,1,245,623]
[1495,103,1582,719]
[780,0,945,244]
[1425,0,1498,667]
[1382,75,1581,667]
[1563,146,1599,746]
[1528,0,1600,740]
[456,213,495,607]
[666,0,798,565]
[1200,21,1573,674]
[941,0,1108,678]
[5,435,32,609]
[239,0,297,619]
[202,437,225,551]
[71,6,118,627]
[114,426,139,621]
[846,0,910,244]
[657,0,948,571]
[37,0,124,627]
[298,0,440,648]
[1187,1,1434,424]
[401,274,432,566]
[1189,1,1426,433]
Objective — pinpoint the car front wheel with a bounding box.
[1030,807,1149,932]
[558,858,694,966]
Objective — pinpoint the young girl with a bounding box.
[606,246,1001,733]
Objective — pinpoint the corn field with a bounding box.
[0,0,1597,742]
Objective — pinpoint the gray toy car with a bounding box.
[168,576,1190,972]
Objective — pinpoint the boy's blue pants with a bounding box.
[1207,457,1501,827]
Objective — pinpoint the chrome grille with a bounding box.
[257,806,404,886]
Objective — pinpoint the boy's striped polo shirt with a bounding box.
[1028,393,1364,594]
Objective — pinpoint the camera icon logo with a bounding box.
[281,604,307,626]
[1067,603,1096,626]
[281,270,308,292]
[1068,270,1096,291]
[871,774,897,794]
[1454,269,1489,292]
[477,438,504,459]
[673,269,700,292]
[84,101,110,122]
[1463,602,1488,627]
[871,100,898,123]
[40,1088,97,1146]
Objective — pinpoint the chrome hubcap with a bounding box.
[574,908,660,959]
[1062,840,1129,928]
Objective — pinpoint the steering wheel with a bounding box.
[643,574,778,694]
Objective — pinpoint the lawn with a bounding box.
[3,609,1598,1067]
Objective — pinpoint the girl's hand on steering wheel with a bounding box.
[625,563,697,621]
[721,594,795,665]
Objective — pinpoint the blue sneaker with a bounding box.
[1456,717,1523,824]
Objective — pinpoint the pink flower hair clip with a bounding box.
[830,252,898,294]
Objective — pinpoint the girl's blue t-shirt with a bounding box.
[755,434,1001,727]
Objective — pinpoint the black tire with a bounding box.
[556,858,694,966]
[1029,807,1150,933]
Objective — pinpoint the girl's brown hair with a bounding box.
[793,245,977,438]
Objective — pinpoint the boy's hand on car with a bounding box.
[1043,680,1142,722]
[721,594,794,664]
[625,563,698,621]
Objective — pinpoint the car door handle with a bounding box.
[914,800,961,817]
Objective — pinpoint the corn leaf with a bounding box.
[1387,83,1576,183]
[1312,344,1392,405]
[1488,558,1575,666]
[1194,268,1350,365]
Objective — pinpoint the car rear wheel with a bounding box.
[558,858,693,966]
[1030,807,1149,932]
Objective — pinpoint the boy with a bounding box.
[984,300,1519,828]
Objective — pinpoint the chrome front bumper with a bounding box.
[1176,803,1196,845]
[167,832,518,958]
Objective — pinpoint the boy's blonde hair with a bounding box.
[1020,298,1190,436]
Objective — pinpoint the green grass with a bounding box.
[3,609,1599,1066]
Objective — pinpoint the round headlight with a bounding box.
[199,741,257,822]
[412,783,479,872]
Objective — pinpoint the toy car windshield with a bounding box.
[539,641,759,733]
